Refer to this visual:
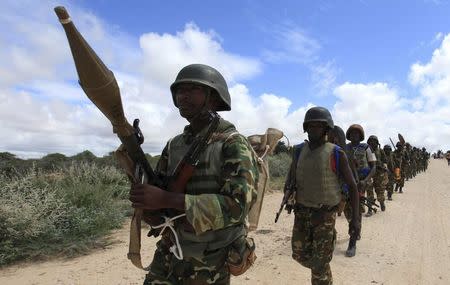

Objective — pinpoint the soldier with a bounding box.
[343,124,376,256]
[393,142,405,193]
[366,135,387,213]
[328,125,347,217]
[288,107,360,285]
[404,143,412,181]
[129,64,259,285]
[383,145,395,201]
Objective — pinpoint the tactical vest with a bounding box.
[295,142,341,208]
[167,120,245,258]
[346,143,370,179]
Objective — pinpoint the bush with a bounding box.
[268,152,292,178]
[0,162,130,266]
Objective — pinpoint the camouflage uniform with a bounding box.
[366,147,386,205]
[344,143,374,221]
[392,148,404,191]
[290,140,343,285]
[384,148,395,200]
[292,205,337,285]
[144,118,258,285]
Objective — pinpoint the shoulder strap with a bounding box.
[333,145,341,178]
[293,142,305,164]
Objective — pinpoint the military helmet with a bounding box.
[330,125,346,147]
[302,106,334,131]
[170,64,231,111]
[367,135,379,144]
[346,124,365,141]
[383,145,392,151]
[396,142,403,148]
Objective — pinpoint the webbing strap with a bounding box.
[128,208,151,271]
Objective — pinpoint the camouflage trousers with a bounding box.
[385,174,394,197]
[292,205,337,285]
[344,181,369,223]
[395,168,405,189]
[367,173,385,203]
[144,237,230,285]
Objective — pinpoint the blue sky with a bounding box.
[78,0,450,106]
[1,0,450,158]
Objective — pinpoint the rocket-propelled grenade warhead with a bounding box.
[54,6,133,137]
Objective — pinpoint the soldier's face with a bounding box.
[368,140,378,149]
[349,130,361,143]
[306,122,326,143]
[175,84,207,119]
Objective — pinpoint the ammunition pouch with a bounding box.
[226,236,257,276]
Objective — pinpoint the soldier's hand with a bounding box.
[129,183,167,210]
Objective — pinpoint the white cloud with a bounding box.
[2,1,450,160]
[262,23,321,64]
[331,80,450,152]
[0,1,264,158]
[310,61,340,97]
[139,23,261,87]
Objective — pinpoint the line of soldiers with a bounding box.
[282,109,431,285]
[128,64,431,285]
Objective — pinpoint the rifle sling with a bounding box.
[128,208,152,270]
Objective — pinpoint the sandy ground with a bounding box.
[1,159,449,285]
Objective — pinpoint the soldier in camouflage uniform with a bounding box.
[343,125,376,253]
[366,135,387,213]
[288,107,360,285]
[404,143,412,181]
[383,145,395,201]
[393,142,405,193]
[129,64,259,285]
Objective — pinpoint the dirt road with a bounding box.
[1,159,449,285]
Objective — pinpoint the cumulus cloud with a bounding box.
[2,1,450,160]
[409,34,450,111]
[139,23,261,87]
[0,1,265,158]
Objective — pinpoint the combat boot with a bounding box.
[345,238,357,257]
[387,193,392,201]
[399,187,403,193]
[380,201,386,211]
[365,207,373,217]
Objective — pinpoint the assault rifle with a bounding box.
[346,149,378,212]
[275,189,293,223]
[275,147,297,223]
[54,6,220,270]
[359,195,379,213]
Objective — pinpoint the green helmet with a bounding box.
[303,106,334,131]
[367,135,379,144]
[346,124,365,141]
[329,125,346,147]
[170,64,231,111]
[383,144,392,151]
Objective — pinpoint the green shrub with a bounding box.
[0,163,130,266]
[268,152,292,178]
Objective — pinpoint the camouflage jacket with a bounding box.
[156,118,259,234]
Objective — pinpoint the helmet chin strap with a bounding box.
[188,87,215,129]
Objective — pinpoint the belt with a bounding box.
[294,203,338,212]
